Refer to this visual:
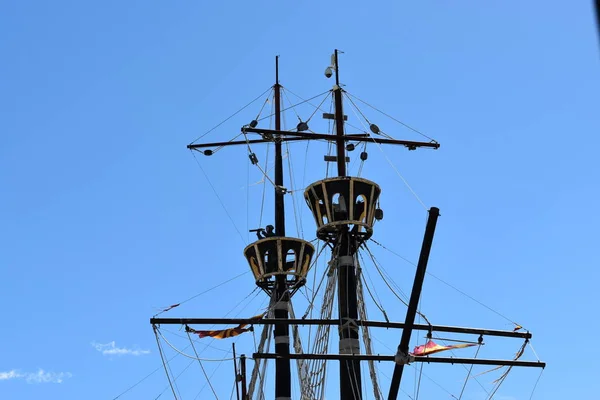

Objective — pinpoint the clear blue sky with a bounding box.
[1,1,599,399]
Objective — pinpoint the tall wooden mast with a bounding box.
[330,49,362,399]
[272,55,292,400]
[274,56,286,237]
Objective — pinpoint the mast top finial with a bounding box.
[334,49,340,86]
[275,55,279,85]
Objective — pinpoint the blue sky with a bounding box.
[1,1,599,399]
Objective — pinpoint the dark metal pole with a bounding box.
[331,49,362,399]
[241,128,438,148]
[274,56,285,237]
[388,207,440,400]
[252,353,546,369]
[333,50,347,177]
[240,354,248,400]
[595,0,600,45]
[337,235,362,399]
[233,343,240,400]
[186,130,440,151]
[273,55,291,400]
[150,318,533,339]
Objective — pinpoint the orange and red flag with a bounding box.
[411,340,477,356]
[187,313,265,340]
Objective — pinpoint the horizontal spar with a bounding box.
[187,133,370,149]
[150,318,532,339]
[187,136,308,149]
[252,353,546,368]
[243,128,440,149]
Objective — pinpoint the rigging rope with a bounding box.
[528,368,544,400]
[285,141,303,238]
[343,92,373,128]
[248,324,270,399]
[256,90,331,123]
[377,368,417,400]
[415,363,424,400]
[278,89,304,238]
[192,151,248,245]
[345,92,438,143]
[187,331,219,399]
[487,370,510,400]
[254,93,272,121]
[248,301,274,400]
[190,87,273,144]
[154,287,262,386]
[357,142,367,177]
[228,378,237,400]
[300,138,310,224]
[151,288,262,400]
[368,238,522,328]
[153,327,242,398]
[302,257,338,400]
[288,87,331,125]
[155,359,196,400]
[306,242,327,352]
[528,340,541,361]
[289,302,309,397]
[153,326,179,400]
[428,271,522,328]
[407,364,458,399]
[111,365,165,399]
[425,333,487,394]
[484,340,528,400]
[153,270,250,317]
[343,95,374,177]
[242,140,277,187]
[281,87,303,125]
[207,133,244,154]
[300,244,330,319]
[457,343,482,400]
[258,142,270,227]
[257,99,273,228]
[283,87,366,133]
[155,327,236,362]
[357,250,390,322]
[356,260,384,400]
[343,91,393,140]
[371,139,428,210]
[363,243,431,325]
[160,328,232,354]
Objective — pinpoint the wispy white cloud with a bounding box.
[91,341,150,356]
[0,369,72,384]
[0,370,20,380]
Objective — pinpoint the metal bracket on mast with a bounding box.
[394,350,414,366]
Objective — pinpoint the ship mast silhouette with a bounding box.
[151,50,545,400]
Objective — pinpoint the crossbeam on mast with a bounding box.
[243,128,440,149]
[252,352,546,369]
[187,137,307,149]
[186,133,370,150]
[150,318,533,340]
